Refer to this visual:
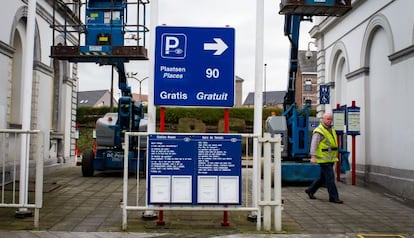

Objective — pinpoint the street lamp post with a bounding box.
[127,72,148,102]
[137,76,149,102]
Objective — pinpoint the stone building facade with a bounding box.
[0,0,79,170]
[311,0,414,200]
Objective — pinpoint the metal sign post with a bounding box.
[347,101,360,185]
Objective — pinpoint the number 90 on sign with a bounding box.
[206,68,220,79]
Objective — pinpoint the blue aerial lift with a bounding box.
[50,0,149,176]
[266,0,352,182]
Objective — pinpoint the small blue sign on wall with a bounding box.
[333,106,346,135]
[320,85,330,104]
[154,26,235,107]
[347,106,361,135]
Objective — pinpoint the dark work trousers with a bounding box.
[307,163,339,201]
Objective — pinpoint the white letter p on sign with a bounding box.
[165,36,179,55]
[161,33,186,59]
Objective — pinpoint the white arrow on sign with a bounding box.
[203,38,228,56]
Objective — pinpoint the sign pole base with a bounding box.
[221,209,230,227]
[157,209,165,226]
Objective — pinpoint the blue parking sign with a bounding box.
[154,26,235,107]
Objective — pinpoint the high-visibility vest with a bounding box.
[313,124,339,163]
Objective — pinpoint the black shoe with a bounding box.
[305,189,316,199]
[329,199,344,204]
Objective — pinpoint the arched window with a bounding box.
[9,23,25,128]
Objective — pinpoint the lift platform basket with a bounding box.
[279,0,352,16]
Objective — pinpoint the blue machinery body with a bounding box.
[50,0,149,176]
[269,0,352,182]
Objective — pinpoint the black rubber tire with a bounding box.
[81,149,94,177]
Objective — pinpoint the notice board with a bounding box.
[148,134,242,205]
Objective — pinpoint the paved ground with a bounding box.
[0,166,414,237]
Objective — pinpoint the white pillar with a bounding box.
[262,133,271,231]
[19,0,37,213]
[252,0,264,228]
[143,0,159,219]
[147,0,158,133]
[273,134,282,231]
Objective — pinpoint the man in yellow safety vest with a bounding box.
[305,112,343,204]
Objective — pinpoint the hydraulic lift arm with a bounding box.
[283,14,301,111]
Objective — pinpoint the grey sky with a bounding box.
[77,0,315,101]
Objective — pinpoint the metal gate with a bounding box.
[0,129,44,227]
[121,132,282,231]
